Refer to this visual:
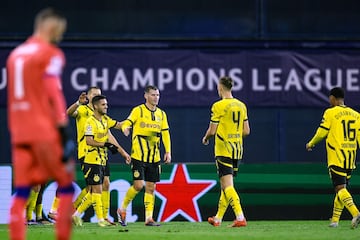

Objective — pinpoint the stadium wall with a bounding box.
[1,163,360,223]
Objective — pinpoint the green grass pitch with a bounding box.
[1,220,360,240]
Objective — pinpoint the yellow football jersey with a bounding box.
[122,104,170,163]
[84,115,117,165]
[316,105,360,169]
[210,98,248,160]
[75,105,94,159]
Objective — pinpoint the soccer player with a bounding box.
[306,87,360,228]
[7,8,75,240]
[72,95,129,227]
[49,87,129,225]
[116,85,171,227]
[202,76,250,227]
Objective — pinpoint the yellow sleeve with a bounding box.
[162,129,171,153]
[210,102,220,123]
[121,107,139,131]
[105,115,117,128]
[308,127,329,147]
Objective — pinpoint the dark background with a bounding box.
[1,0,359,165]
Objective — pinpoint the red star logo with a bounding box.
[155,164,216,222]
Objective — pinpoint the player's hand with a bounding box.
[121,151,131,164]
[202,137,209,145]
[306,143,313,151]
[164,152,171,164]
[78,92,87,104]
[104,142,118,154]
[123,127,131,137]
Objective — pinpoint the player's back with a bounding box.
[325,105,360,150]
[212,98,248,159]
[7,37,64,143]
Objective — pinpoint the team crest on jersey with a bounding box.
[93,174,100,182]
[134,170,140,178]
[86,125,92,134]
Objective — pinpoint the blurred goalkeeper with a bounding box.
[7,8,75,240]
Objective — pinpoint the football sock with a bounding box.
[75,192,92,215]
[121,186,139,210]
[338,188,359,217]
[9,187,30,240]
[56,185,74,240]
[224,186,244,220]
[57,194,73,240]
[102,190,110,219]
[50,196,60,214]
[144,192,155,220]
[26,190,39,221]
[331,193,344,223]
[92,193,104,221]
[36,203,43,221]
[10,197,28,240]
[215,190,228,221]
[73,188,88,209]
[36,186,44,220]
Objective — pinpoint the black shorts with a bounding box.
[104,161,110,177]
[329,165,352,187]
[82,163,105,186]
[215,156,239,178]
[131,159,161,183]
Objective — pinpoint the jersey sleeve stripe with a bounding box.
[327,142,336,150]
[319,125,330,131]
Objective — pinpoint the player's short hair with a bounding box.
[144,85,158,93]
[87,86,101,94]
[34,8,66,28]
[330,87,345,99]
[219,76,233,90]
[92,95,106,106]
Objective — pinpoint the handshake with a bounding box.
[104,142,119,154]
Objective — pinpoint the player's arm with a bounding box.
[243,119,250,137]
[66,92,87,117]
[306,126,329,151]
[108,130,131,164]
[43,57,67,127]
[121,107,139,136]
[202,122,218,145]
[85,136,105,147]
[112,121,125,131]
[162,129,171,164]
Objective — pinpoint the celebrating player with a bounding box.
[116,85,171,226]
[7,8,74,240]
[49,87,130,225]
[306,87,360,228]
[202,76,250,227]
[72,95,130,227]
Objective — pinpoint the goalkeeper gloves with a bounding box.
[104,142,118,154]
[58,126,75,163]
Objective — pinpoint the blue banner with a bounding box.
[1,48,360,107]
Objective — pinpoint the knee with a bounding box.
[133,182,144,192]
[335,184,346,193]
